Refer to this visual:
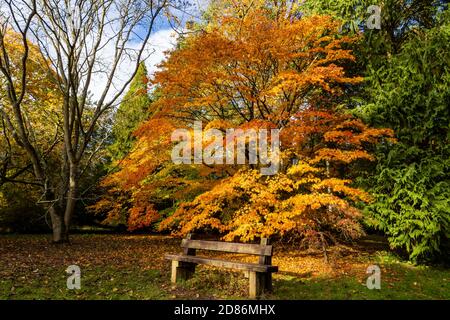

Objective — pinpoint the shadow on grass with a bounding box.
[269,252,450,300]
[171,253,450,300]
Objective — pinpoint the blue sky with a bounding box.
[89,0,210,101]
[0,0,210,102]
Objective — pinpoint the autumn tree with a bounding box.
[0,0,172,242]
[95,0,394,249]
[0,30,62,232]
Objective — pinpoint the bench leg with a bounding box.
[265,273,273,292]
[171,261,196,283]
[249,272,265,298]
[249,272,273,298]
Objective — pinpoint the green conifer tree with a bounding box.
[109,62,152,163]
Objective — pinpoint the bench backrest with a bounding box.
[181,234,273,265]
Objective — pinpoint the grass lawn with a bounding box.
[0,234,448,300]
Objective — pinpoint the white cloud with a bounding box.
[88,28,178,103]
[145,28,178,77]
[88,0,212,103]
[0,1,207,104]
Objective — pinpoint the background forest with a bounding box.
[1,0,449,269]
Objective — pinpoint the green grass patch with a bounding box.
[270,251,449,300]
[1,267,168,300]
[0,234,448,300]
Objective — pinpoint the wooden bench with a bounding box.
[165,234,278,298]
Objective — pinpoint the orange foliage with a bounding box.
[92,1,395,245]
[159,107,394,244]
[152,10,362,124]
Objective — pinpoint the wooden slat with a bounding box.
[165,254,278,272]
[181,239,272,256]
[183,233,196,256]
[259,238,272,265]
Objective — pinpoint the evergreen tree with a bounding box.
[302,0,449,262]
[362,15,450,262]
[108,62,152,163]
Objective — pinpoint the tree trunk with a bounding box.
[39,184,66,243]
[49,207,65,243]
[63,163,79,241]
[48,163,78,243]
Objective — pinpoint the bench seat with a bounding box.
[165,254,278,273]
[165,234,278,298]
